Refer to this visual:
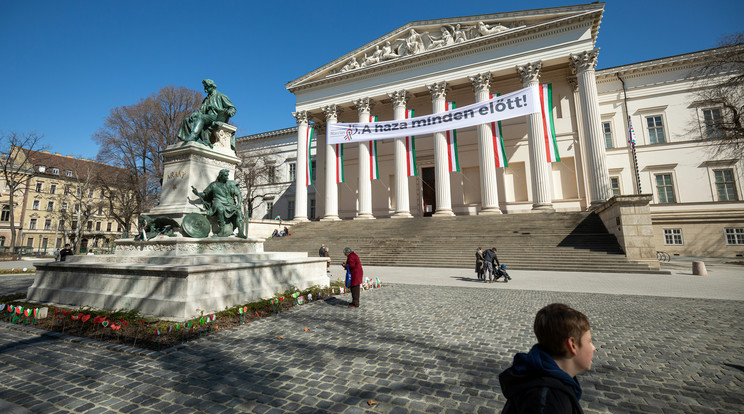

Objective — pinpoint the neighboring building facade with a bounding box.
[237,3,743,257]
[7,150,135,254]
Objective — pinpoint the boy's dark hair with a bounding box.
[533,303,590,357]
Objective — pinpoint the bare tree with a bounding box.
[97,167,140,238]
[235,150,281,219]
[0,131,46,249]
[93,85,202,213]
[692,33,744,160]
[56,161,108,254]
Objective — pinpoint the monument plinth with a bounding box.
[27,79,330,321]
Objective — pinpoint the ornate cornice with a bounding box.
[427,81,449,99]
[469,72,492,93]
[570,49,599,73]
[516,61,542,84]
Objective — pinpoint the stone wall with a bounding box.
[595,195,660,269]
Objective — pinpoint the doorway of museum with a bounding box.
[421,167,436,217]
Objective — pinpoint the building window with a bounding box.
[35,182,43,192]
[42,238,48,249]
[0,236,5,246]
[50,184,57,194]
[29,218,37,230]
[44,219,52,230]
[663,228,683,245]
[58,220,65,230]
[310,199,316,219]
[725,228,744,245]
[38,165,46,173]
[1,206,9,222]
[72,220,78,230]
[96,222,101,231]
[117,223,122,232]
[66,170,73,177]
[646,115,666,144]
[61,202,68,212]
[265,202,274,219]
[87,221,93,231]
[32,200,40,210]
[655,174,675,203]
[288,163,296,182]
[88,189,95,198]
[702,108,723,138]
[603,122,613,149]
[610,177,621,196]
[26,237,33,248]
[64,185,71,195]
[107,222,112,232]
[51,168,59,175]
[46,201,54,211]
[268,166,276,184]
[311,160,317,182]
[714,169,738,201]
[97,206,103,215]
[287,200,295,220]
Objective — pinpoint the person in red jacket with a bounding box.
[342,247,363,308]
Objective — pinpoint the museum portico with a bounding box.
[285,3,612,221]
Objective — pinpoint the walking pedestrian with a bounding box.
[483,247,500,283]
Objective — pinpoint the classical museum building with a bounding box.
[236,3,743,257]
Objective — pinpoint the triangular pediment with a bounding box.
[286,3,603,92]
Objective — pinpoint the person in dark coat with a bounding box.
[499,303,595,414]
[342,247,363,308]
[475,247,485,280]
[482,247,501,283]
[59,244,74,262]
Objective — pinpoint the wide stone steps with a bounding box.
[264,212,663,273]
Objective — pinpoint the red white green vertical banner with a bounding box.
[489,94,508,168]
[405,109,417,176]
[539,84,560,163]
[369,116,379,180]
[335,143,344,183]
[445,102,460,172]
[306,126,314,185]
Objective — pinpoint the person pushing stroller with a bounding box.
[483,247,512,283]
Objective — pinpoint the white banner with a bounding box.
[327,85,540,145]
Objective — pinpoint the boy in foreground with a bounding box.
[499,303,595,413]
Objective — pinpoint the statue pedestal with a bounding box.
[148,127,240,232]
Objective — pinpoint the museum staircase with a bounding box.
[263,212,664,273]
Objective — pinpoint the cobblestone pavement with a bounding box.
[1,284,743,413]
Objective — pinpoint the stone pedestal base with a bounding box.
[27,238,329,321]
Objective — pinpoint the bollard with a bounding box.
[692,261,708,276]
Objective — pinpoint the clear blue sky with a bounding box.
[1,0,741,160]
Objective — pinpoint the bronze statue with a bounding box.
[191,169,246,238]
[178,79,236,148]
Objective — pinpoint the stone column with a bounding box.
[354,98,375,219]
[292,111,310,221]
[426,81,455,217]
[388,90,414,218]
[516,61,554,211]
[571,49,613,208]
[469,73,502,215]
[321,105,342,221]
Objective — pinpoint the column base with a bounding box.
[432,209,455,217]
[478,207,503,215]
[354,214,376,220]
[293,216,310,222]
[391,212,414,219]
[320,215,342,221]
[531,204,555,212]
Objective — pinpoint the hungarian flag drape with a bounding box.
[405,109,417,176]
[539,84,560,163]
[489,94,508,168]
[445,102,461,172]
[369,116,380,180]
[335,143,344,183]
[306,126,314,185]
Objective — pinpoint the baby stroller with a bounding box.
[494,264,512,282]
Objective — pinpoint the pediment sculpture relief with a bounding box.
[336,21,522,75]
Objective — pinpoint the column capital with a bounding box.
[516,61,542,85]
[387,90,410,108]
[570,49,600,73]
[427,81,448,100]
[322,104,343,121]
[469,72,492,93]
[353,97,375,114]
[293,110,310,125]
[567,75,579,92]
